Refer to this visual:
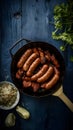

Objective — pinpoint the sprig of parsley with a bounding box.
[50,1,73,61]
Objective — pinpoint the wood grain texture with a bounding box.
[0,0,73,130]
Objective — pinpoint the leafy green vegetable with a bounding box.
[70,56,73,62]
[50,1,73,61]
[60,45,66,51]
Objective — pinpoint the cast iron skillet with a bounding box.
[10,38,65,97]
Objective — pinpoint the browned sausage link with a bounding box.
[51,54,60,68]
[31,82,40,92]
[24,76,31,81]
[17,49,33,68]
[33,48,39,55]
[17,68,24,75]
[22,80,31,88]
[41,66,60,89]
[39,49,46,64]
[16,68,24,79]
[23,53,39,71]
[54,66,60,75]
[45,74,59,89]
[31,64,49,81]
[37,66,54,83]
[16,72,21,79]
[45,51,51,62]
[26,58,41,77]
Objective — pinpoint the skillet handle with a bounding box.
[58,92,73,112]
[53,86,73,112]
[9,38,31,58]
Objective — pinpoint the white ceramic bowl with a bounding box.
[0,81,20,110]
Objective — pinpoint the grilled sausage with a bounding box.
[39,49,46,64]
[17,68,24,75]
[23,77,31,81]
[51,54,60,68]
[31,64,48,81]
[17,49,33,68]
[23,80,31,88]
[45,51,51,62]
[44,74,59,89]
[37,66,54,83]
[41,66,60,89]
[54,66,60,75]
[26,58,40,76]
[16,72,21,79]
[16,68,24,79]
[31,82,40,92]
[23,53,39,71]
[33,48,39,55]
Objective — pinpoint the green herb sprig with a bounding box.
[50,1,73,61]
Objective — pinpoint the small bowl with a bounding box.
[0,81,20,110]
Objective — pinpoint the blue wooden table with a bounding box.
[0,0,73,130]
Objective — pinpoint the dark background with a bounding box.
[0,0,73,130]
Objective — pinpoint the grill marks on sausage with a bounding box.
[16,48,60,92]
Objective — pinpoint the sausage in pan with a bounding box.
[41,67,60,89]
[33,48,39,55]
[51,54,60,68]
[39,49,46,64]
[44,74,59,89]
[17,49,32,68]
[26,58,40,76]
[31,64,48,81]
[45,51,51,62]
[37,66,53,83]
[54,66,60,75]
[16,68,24,79]
[23,53,39,71]
[31,82,40,92]
[23,80,31,88]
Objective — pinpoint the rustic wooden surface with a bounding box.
[0,0,73,130]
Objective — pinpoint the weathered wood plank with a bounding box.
[0,0,73,130]
[0,0,22,81]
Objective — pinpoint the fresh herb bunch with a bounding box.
[51,1,73,61]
